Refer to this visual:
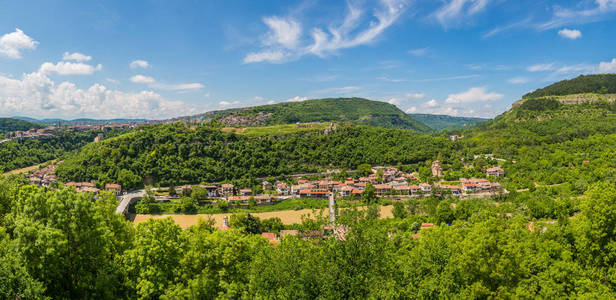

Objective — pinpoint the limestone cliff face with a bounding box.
[512,93,616,107]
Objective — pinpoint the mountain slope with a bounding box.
[523,74,616,98]
[409,114,488,130]
[0,118,43,134]
[187,98,432,133]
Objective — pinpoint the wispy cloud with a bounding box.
[538,0,616,30]
[508,77,529,84]
[244,0,409,63]
[408,47,429,57]
[445,86,503,104]
[410,74,480,82]
[433,0,492,28]
[527,63,554,72]
[130,74,203,91]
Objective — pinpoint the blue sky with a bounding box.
[0,0,615,119]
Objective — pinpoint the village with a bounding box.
[28,159,506,211]
[6,122,140,141]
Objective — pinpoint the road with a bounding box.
[116,189,145,215]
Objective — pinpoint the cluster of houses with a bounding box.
[12,127,58,140]
[64,182,122,195]
[28,164,59,187]
[182,165,505,207]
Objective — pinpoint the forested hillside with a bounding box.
[409,113,487,130]
[0,118,42,134]
[523,74,616,98]
[56,124,446,189]
[0,129,128,173]
[189,98,432,132]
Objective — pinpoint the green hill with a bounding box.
[523,74,616,98]
[0,118,43,134]
[190,98,431,133]
[409,114,488,130]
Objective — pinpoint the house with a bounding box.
[373,184,392,197]
[421,223,434,229]
[409,185,421,194]
[105,183,122,196]
[227,196,251,204]
[486,167,505,177]
[262,180,273,191]
[203,185,219,197]
[221,184,234,197]
[254,194,275,204]
[351,189,363,197]
[261,232,279,243]
[394,185,411,195]
[299,189,331,199]
[219,217,230,231]
[441,185,461,195]
[280,230,299,237]
[340,186,354,197]
[239,188,252,196]
[276,183,290,195]
[419,183,432,193]
[463,183,478,193]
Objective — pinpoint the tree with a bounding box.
[117,168,141,190]
[123,218,184,299]
[435,202,455,225]
[392,201,408,219]
[358,164,372,177]
[230,213,262,234]
[180,197,198,214]
[362,183,377,204]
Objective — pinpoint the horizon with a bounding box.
[1,0,615,120]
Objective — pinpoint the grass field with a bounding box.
[134,205,394,229]
[221,123,329,137]
[3,160,56,176]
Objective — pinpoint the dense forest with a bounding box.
[409,113,487,130]
[187,98,432,132]
[523,74,616,98]
[56,124,448,189]
[1,174,616,298]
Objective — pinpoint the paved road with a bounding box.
[116,189,145,215]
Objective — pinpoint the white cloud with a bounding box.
[598,58,616,73]
[508,77,529,84]
[39,61,102,75]
[558,28,582,39]
[434,0,491,28]
[376,76,407,82]
[405,106,417,113]
[286,96,308,102]
[244,50,288,64]
[62,52,92,62]
[244,0,408,63]
[130,75,155,83]
[0,28,38,59]
[106,78,119,84]
[0,71,195,119]
[405,92,426,100]
[267,100,276,105]
[555,63,595,75]
[130,75,203,91]
[424,99,439,107]
[130,60,150,69]
[313,86,360,96]
[218,100,242,108]
[151,83,203,91]
[527,63,554,72]
[445,87,503,104]
[262,16,302,48]
[408,47,429,57]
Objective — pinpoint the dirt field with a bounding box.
[134,205,394,229]
[3,160,56,176]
